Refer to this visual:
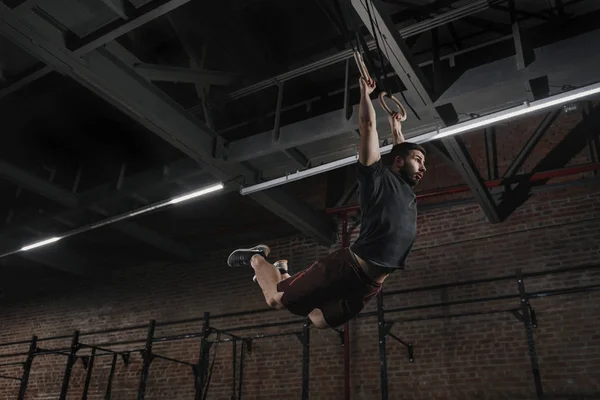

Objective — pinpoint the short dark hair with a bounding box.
[388,142,426,164]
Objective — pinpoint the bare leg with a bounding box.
[251,255,285,309]
[308,308,330,329]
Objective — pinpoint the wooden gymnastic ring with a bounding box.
[379,92,407,121]
[353,51,371,82]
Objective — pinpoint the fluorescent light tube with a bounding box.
[21,237,62,252]
[168,183,224,204]
[240,81,600,196]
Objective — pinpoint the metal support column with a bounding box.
[301,316,310,400]
[104,353,118,400]
[516,269,544,400]
[342,212,351,400]
[195,312,211,400]
[137,320,155,400]
[377,292,388,400]
[81,347,96,400]
[237,340,246,400]
[17,335,36,400]
[59,330,80,400]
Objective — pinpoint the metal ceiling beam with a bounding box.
[0,160,199,260]
[350,0,434,107]
[0,157,204,240]
[0,162,78,208]
[441,137,501,223]
[225,28,600,163]
[503,110,559,179]
[133,63,237,86]
[97,0,134,20]
[0,0,193,100]
[0,5,336,245]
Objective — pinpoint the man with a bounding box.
[227,76,427,329]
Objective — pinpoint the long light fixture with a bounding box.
[240,81,600,196]
[21,237,62,251]
[9,182,224,258]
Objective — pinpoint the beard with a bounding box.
[399,167,420,187]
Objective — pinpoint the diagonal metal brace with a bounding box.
[442,136,501,223]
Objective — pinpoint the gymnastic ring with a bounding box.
[379,91,407,122]
[353,51,372,83]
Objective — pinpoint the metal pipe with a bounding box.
[326,162,600,214]
[301,317,310,400]
[237,340,245,400]
[152,353,195,367]
[81,347,96,400]
[105,353,118,400]
[225,319,305,332]
[59,330,80,400]
[17,336,35,400]
[377,292,388,400]
[232,340,237,400]
[342,212,351,400]
[137,320,155,400]
[385,264,600,297]
[195,312,211,400]
[516,270,544,399]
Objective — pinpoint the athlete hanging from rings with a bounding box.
[227,50,427,329]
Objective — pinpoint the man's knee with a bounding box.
[309,309,330,329]
[265,291,285,310]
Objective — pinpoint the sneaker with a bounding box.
[227,244,270,268]
[253,260,289,283]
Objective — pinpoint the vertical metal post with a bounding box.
[17,335,37,400]
[344,58,352,120]
[105,353,118,400]
[237,341,246,400]
[137,320,155,400]
[59,330,80,400]
[232,340,237,399]
[195,312,211,400]
[81,347,96,400]
[377,292,388,400]
[342,212,351,400]
[301,317,310,400]
[273,82,284,142]
[516,269,544,400]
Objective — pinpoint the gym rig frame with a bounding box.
[0,263,598,399]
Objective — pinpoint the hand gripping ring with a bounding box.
[379,91,407,122]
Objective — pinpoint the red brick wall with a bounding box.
[1,111,599,399]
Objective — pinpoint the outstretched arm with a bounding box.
[358,78,380,166]
[389,113,405,145]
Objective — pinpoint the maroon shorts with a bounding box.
[276,248,382,328]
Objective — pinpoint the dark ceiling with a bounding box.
[0,0,599,281]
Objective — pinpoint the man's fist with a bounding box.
[359,77,376,95]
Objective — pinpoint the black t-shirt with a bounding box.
[350,159,417,270]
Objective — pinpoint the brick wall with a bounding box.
[1,110,599,399]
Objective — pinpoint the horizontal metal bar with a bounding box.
[0,374,21,381]
[0,339,33,348]
[153,333,203,343]
[0,352,28,359]
[392,308,520,323]
[79,343,122,355]
[0,361,24,367]
[225,319,305,332]
[210,328,244,341]
[385,264,600,297]
[152,353,196,367]
[528,284,600,299]
[214,331,302,343]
